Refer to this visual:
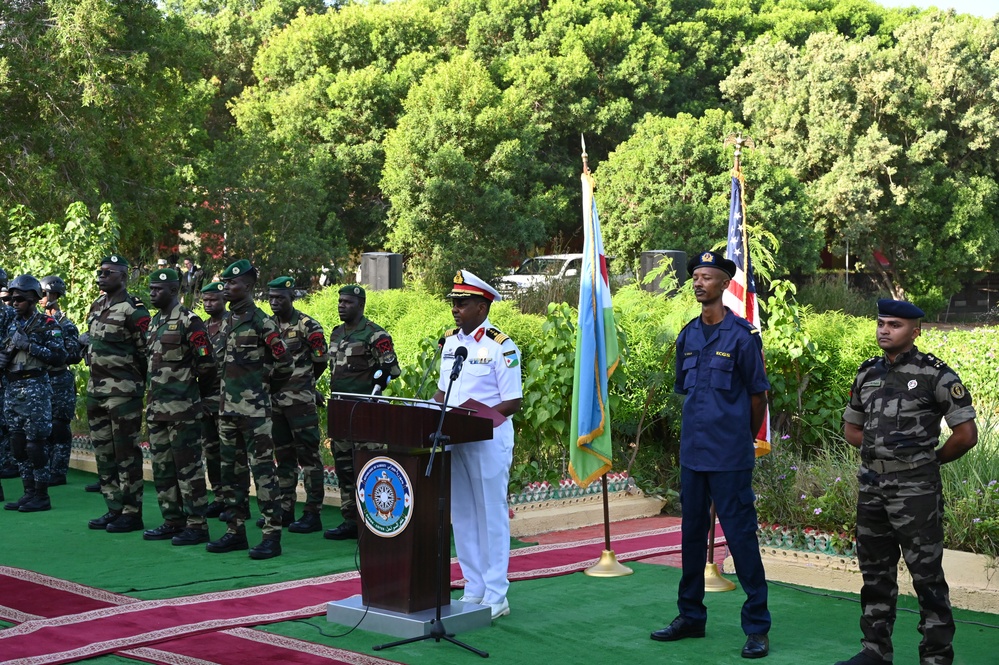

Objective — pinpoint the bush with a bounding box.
[796,274,884,318]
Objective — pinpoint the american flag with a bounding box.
[722,164,771,456]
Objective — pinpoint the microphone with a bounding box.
[437,336,445,350]
[450,346,468,381]
[371,369,391,396]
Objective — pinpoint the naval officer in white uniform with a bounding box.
[433,269,523,620]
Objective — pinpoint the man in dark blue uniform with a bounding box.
[651,251,771,659]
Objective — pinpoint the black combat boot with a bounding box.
[289,511,322,534]
[249,534,282,560]
[19,481,51,512]
[4,477,35,511]
[206,529,249,553]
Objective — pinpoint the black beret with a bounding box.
[687,251,736,278]
[877,299,924,319]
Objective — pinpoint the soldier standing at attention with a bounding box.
[83,256,151,533]
[39,275,83,487]
[0,268,18,488]
[267,277,329,535]
[324,285,400,541]
[0,275,67,513]
[143,269,217,546]
[837,300,977,665]
[207,259,292,560]
[433,270,522,620]
[200,281,234,518]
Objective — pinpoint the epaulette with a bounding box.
[923,352,947,370]
[486,327,509,344]
[859,356,880,370]
[444,327,460,337]
[130,295,146,309]
[732,317,760,335]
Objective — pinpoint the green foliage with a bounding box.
[796,274,886,317]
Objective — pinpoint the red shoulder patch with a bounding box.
[266,331,287,358]
[308,331,325,351]
[135,316,151,333]
[374,337,394,354]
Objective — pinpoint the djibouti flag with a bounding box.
[568,169,620,488]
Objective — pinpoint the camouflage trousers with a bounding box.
[5,375,53,484]
[218,415,282,538]
[856,463,954,665]
[332,438,386,524]
[202,410,249,506]
[87,395,144,515]
[47,369,76,480]
[0,385,13,470]
[273,404,323,516]
[148,419,208,528]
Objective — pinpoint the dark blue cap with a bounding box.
[687,251,736,278]
[877,299,924,319]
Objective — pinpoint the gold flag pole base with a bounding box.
[704,562,736,592]
[584,550,635,577]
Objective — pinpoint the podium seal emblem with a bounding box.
[356,456,413,538]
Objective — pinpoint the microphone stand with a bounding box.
[373,359,487,658]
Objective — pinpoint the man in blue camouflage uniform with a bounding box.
[0,275,67,513]
[207,259,293,560]
[144,269,218,546]
[267,276,329,535]
[83,255,151,533]
[0,268,18,488]
[836,300,978,665]
[40,275,83,486]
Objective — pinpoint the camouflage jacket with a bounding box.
[3,310,67,374]
[218,300,292,417]
[201,316,226,414]
[844,346,976,464]
[329,316,400,394]
[47,309,82,372]
[270,308,327,410]
[85,290,151,397]
[146,303,217,421]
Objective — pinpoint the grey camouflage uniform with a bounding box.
[0,304,14,472]
[46,308,82,480]
[844,346,976,665]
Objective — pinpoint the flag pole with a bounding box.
[579,134,632,579]
[704,504,735,592]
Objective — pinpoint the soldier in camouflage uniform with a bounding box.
[267,276,329,534]
[83,255,151,533]
[144,269,217,546]
[0,269,18,487]
[40,275,83,486]
[838,300,978,665]
[206,259,293,560]
[324,285,400,541]
[0,275,67,513]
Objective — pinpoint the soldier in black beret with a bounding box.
[837,300,978,665]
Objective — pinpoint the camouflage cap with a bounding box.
[100,254,129,268]
[878,299,924,319]
[221,259,254,280]
[201,281,224,294]
[150,268,179,284]
[267,276,295,291]
[339,284,365,299]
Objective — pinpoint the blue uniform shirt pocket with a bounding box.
[708,355,735,390]
[681,355,698,391]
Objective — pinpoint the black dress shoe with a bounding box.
[834,651,889,665]
[84,481,101,493]
[288,511,322,534]
[204,501,225,518]
[650,616,706,642]
[742,633,769,659]
[106,513,144,533]
[143,523,185,540]
[89,510,122,530]
[206,531,249,553]
[172,527,210,546]
[323,521,359,540]
[249,536,282,560]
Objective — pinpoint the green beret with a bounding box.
[100,254,129,268]
[339,284,365,299]
[150,268,179,284]
[221,259,254,280]
[201,281,224,294]
[267,276,295,290]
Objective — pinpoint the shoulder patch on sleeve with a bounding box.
[444,327,460,337]
[485,328,509,344]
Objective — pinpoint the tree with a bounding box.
[723,13,999,308]
[381,54,550,293]
[595,110,819,279]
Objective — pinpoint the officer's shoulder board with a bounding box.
[732,316,760,335]
[485,327,509,345]
[129,295,147,309]
[922,352,948,370]
[444,327,460,338]
[858,356,880,371]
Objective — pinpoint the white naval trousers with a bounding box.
[450,418,514,604]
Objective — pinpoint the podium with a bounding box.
[327,395,492,614]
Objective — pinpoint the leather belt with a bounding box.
[5,368,47,381]
[862,457,936,474]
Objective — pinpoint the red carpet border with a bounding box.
[0,525,709,664]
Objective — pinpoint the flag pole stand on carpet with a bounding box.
[584,474,634,577]
[704,503,735,592]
